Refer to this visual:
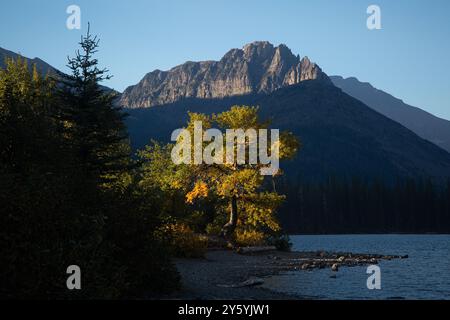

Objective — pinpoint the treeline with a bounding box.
[279,177,450,234]
[0,30,180,299]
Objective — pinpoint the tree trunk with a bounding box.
[221,196,238,239]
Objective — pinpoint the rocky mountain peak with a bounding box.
[243,41,275,60]
[119,42,329,108]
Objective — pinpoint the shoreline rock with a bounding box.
[237,249,407,273]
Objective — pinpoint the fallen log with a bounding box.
[237,246,277,254]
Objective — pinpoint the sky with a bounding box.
[1,0,450,120]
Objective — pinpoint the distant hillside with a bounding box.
[331,76,450,153]
[0,47,59,75]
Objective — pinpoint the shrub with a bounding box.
[267,234,293,251]
[163,223,208,258]
[205,223,223,236]
[235,229,266,247]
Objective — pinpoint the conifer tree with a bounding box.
[58,24,129,184]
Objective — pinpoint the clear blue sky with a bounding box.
[1,0,450,119]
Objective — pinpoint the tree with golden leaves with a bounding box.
[171,105,300,240]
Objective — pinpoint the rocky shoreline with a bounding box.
[263,250,408,272]
[163,248,407,300]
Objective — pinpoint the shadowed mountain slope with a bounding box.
[126,80,450,183]
[331,75,450,153]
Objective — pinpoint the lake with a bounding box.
[262,235,450,300]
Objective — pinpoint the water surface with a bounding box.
[262,235,450,299]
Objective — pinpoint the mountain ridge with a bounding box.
[330,75,450,152]
[0,47,59,76]
[119,41,329,108]
[0,46,118,94]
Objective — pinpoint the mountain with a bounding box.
[121,41,450,183]
[119,41,329,108]
[126,80,450,183]
[0,47,59,75]
[330,76,450,153]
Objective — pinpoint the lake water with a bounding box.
[262,235,450,300]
